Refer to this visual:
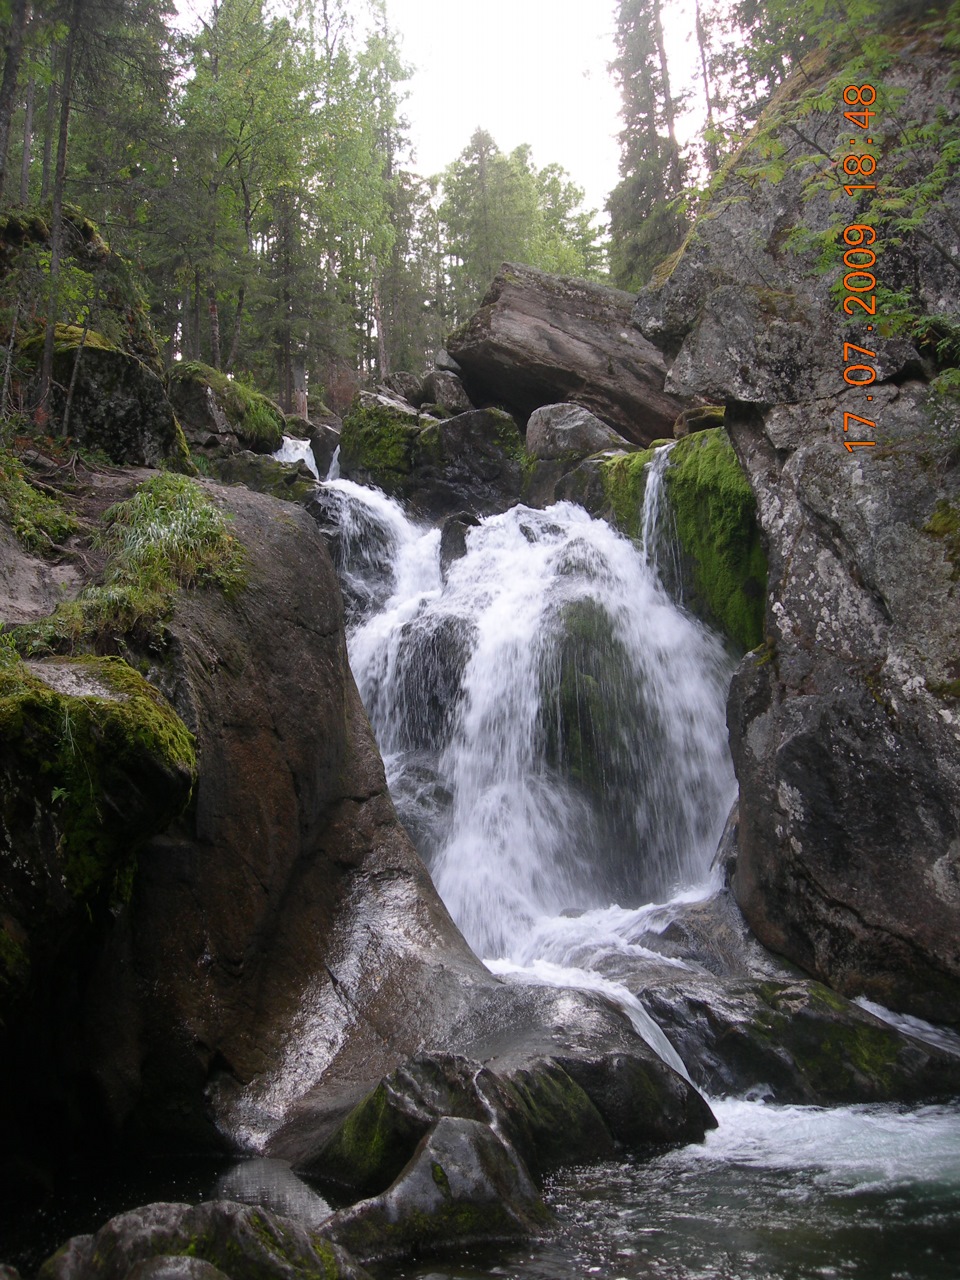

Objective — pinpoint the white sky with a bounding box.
[385,0,703,221]
[175,0,704,223]
[384,0,622,218]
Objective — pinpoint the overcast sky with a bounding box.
[384,0,622,218]
[174,0,702,224]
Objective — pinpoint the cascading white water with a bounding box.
[333,452,735,969]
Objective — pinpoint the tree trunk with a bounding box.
[695,0,719,172]
[19,74,35,205]
[38,0,81,412]
[40,49,57,202]
[207,278,221,370]
[192,268,202,359]
[0,0,29,204]
[652,0,682,193]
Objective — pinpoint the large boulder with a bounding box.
[446,262,689,445]
[168,363,285,456]
[21,329,190,469]
[338,399,524,521]
[635,23,960,1021]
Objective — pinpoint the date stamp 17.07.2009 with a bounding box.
[838,82,882,454]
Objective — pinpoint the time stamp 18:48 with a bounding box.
[838,83,881,454]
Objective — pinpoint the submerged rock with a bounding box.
[446,262,688,445]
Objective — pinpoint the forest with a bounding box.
[0,0,947,417]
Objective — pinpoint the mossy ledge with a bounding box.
[0,655,197,910]
[168,361,285,453]
[338,402,420,494]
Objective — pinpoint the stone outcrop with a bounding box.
[24,331,190,469]
[446,262,689,445]
[635,29,960,1021]
[338,399,524,521]
[168,363,285,457]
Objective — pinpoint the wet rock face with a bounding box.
[446,262,689,445]
[635,40,960,1021]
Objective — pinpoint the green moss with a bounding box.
[169,362,285,452]
[928,678,960,700]
[431,1161,451,1196]
[665,428,767,650]
[0,656,196,908]
[18,323,118,359]
[318,1081,425,1197]
[338,402,420,494]
[0,448,78,552]
[924,499,960,580]
[598,446,657,540]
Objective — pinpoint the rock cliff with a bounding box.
[635,19,960,1021]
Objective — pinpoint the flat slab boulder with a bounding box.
[446,263,688,446]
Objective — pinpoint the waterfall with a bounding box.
[333,455,736,968]
[273,435,320,479]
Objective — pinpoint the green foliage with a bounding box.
[97,472,246,594]
[0,447,77,551]
[438,129,606,321]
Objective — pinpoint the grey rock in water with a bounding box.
[446,262,689,445]
[36,1201,369,1280]
[525,403,634,460]
[635,39,960,1024]
[324,1117,549,1264]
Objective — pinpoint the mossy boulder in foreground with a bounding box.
[35,1200,370,1280]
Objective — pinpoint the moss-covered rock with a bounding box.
[598,446,658,540]
[0,656,196,915]
[338,401,420,494]
[664,428,766,649]
[324,1117,550,1264]
[339,401,525,521]
[1,206,162,373]
[17,331,190,469]
[168,363,285,455]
